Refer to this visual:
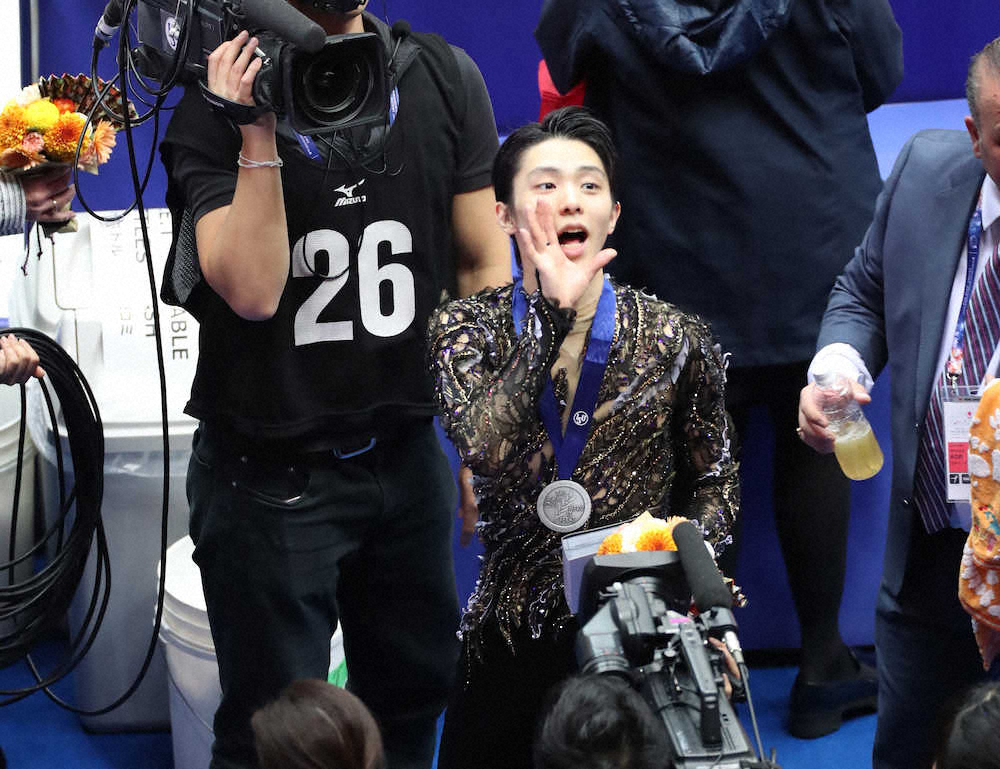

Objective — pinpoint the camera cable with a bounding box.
[2,0,175,715]
[0,328,110,702]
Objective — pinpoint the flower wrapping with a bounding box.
[0,74,129,176]
[597,511,689,554]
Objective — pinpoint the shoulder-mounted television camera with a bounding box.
[576,544,776,768]
[134,0,386,134]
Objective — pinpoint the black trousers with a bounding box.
[437,623,577,769]
[873,527,997,769]
[721,361,852,672]
[187,420,460,769]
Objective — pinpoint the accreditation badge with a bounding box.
[942,385,979,504]
[537,479,592,533]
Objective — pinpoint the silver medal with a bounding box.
[536,479,592,533]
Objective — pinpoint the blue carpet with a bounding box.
[738,665,876,769]
[0,640,172,769]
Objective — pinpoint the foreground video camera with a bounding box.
[134,0,386,133]
[576,524,760,768]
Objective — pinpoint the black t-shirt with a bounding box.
[160,15,499,445]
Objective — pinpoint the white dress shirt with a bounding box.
[808,172,1000,528]
[810,172,1000,388]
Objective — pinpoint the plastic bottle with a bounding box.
[813,369,884,481]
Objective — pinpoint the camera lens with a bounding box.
[301,43,373,125]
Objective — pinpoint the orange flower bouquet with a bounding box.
[596,512,689,555]
[0,74,127,176]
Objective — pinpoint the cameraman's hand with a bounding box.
[206,31,275,130]
[708,637,741,701]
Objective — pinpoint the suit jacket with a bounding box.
[817,129,985,596]
[536,0,903,366]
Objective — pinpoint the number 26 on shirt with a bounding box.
[291,220,416,346]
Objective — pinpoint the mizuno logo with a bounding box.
[335,180,366,198]
[333,179,366,207]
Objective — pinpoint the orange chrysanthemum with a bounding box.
[604,513,688,553]
[635,527,676,552]
[89,121,116,165]
[43,111,87,162]
[0,105,27,151]
[597,532,623,555]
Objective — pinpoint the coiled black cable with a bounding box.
[0,328,109,702]
[0,0,181,715]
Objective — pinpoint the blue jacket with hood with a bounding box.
[536,0,903,367]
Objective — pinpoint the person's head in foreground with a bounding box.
[534,674,668,769]
[252,678,385,769]
[933,680,1000,769]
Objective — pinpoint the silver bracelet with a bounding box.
[237,152,284,169]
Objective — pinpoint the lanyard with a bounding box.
[512,277,616,479]
[946,206,985,382]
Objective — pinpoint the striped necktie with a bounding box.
[913,212,999,532]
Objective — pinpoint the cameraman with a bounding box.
[158,2,510,769]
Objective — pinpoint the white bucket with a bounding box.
[159,536,219,769]
[158,536,348,769]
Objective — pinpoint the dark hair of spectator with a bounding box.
[492,106,618,207]
[533,675,667,769]
[966,37,1000,125]
[251,679,386,769]
[933,680,1000,769]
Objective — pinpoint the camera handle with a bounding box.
[677,619,722,746]
[199,80,271,125]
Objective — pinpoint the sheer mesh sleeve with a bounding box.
[668,320,739,553]
[428,286,574,475]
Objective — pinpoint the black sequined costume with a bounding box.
[428,278,739,662]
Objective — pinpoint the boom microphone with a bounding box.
[239,0,327,53]
[94,0,125,48]
[673,521,745,667]
[673,521,731,609]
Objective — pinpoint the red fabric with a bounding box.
[537,59,585,120]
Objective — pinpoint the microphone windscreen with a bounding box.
[673,521,732,611]
[391,20,411,39]
[241,0,327,53]
[102,0,124,28]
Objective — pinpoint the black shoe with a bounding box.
[787,652,877,739]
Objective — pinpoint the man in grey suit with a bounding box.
[798,38,1000,769]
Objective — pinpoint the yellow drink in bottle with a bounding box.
[833,422,884,481]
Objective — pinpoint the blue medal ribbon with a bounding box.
[512,276,616,479]
[946,206,984,381]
